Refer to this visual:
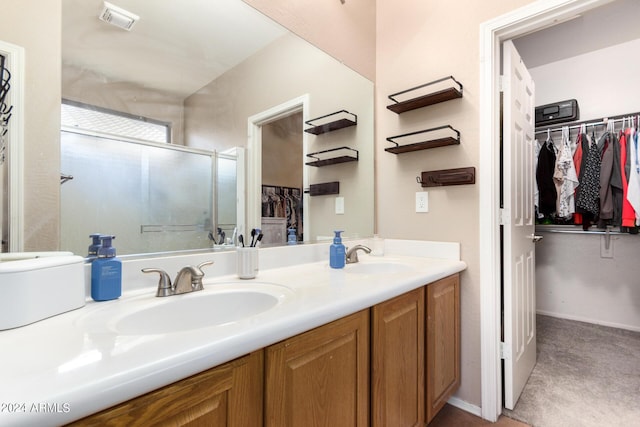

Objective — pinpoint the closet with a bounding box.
[513,0,640,335]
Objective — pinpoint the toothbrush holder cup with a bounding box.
[237,247,259,279]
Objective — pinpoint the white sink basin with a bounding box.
[345,260,415,275]
[77,283,294,335]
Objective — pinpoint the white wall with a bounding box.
[536,232,640,331]
[529,38,640,121]
[526,38,640,330]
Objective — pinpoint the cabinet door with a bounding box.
[426,274,460,423]
[70,351,263,427]
[265,310,370,427]
[372,287,425,427]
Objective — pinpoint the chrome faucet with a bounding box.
[346,245,371,264]
[142,261,214,297]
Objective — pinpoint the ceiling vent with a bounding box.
[98,2,140,31]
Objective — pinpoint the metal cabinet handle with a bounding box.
[530,234,543,243]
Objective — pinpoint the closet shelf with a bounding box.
[385,125,460,154]
[305,147,358,167]
[387,76,463,114]
[304,110,357,135]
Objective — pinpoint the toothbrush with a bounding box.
[249,229,256,247]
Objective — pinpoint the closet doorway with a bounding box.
[479,0,623,422]
[261,112,304,245]
[247,95,310,245]
[504,1,640,424]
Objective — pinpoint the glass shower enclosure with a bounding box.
[60,130,236,256]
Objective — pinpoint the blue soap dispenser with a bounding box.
[91,235,122,301]
[287,228,297,245]
[329,230,346,269]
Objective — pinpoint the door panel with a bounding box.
[502,39,537,410]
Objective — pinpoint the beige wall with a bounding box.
[184,33,374,241]
[375,0,534,406]
[0,0,61,251]
[244,0,376,81]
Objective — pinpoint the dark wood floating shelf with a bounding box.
[418,167,475,187]
[304,110,357,135]
[305,147,358,167]
[305,181,340,196]
[385,125,460,154]
[387,76,463,114]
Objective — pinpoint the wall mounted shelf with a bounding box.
[417,167,475,187]
[304,110,357,135]
[387,76,463,114]
[386,125,460,154]
[305,181,340,196]
[305,147,358,167]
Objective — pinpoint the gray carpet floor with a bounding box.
[503,314,640,427]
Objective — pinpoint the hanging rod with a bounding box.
[534,110,640,135]
[535,226,631,236]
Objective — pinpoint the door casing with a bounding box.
[246,95,310,241]
[478,0,614,421]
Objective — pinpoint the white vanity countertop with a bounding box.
[0,239,466,426]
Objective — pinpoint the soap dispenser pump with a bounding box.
[91,235,122,301]
[88,233,102,258]
[329,230,346,269]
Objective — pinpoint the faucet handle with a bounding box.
[142,268,173,297]
[191,261,215,291]
[197,260,214,271]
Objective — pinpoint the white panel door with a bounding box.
[502,39,537,410]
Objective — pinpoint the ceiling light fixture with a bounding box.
[98,1,140,31]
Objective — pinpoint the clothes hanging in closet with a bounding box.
[576,129,601,220]
[626,129,640,222]
[619,129,636,228]
[535,115,640,232]
[597,130,615,227]
[553,127,579,219]
[536,134,558,217]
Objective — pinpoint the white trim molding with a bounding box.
[478,0,614,421]
[0,40,25,252]
[246,95,310,238]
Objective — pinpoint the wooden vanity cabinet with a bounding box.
[426,274,461,423]
[371,274,460,426]
[372,287,425,427]
[264,309,370,427]
[68,351,263,427]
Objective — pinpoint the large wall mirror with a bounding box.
[53,0,373,257]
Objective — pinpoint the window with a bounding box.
[61,99,170,144]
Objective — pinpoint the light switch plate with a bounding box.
[335,197,345,215]
[416,192,428,213]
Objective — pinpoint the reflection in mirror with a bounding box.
[53,0,373,257]
[60,101,232,255]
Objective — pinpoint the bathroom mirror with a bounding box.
[52,0,374,256]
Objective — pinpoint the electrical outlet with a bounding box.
[335,197,345,215]
[415,191,428,213]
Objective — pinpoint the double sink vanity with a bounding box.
[0,238,466,426]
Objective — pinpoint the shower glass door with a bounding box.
[60,131,214,256]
